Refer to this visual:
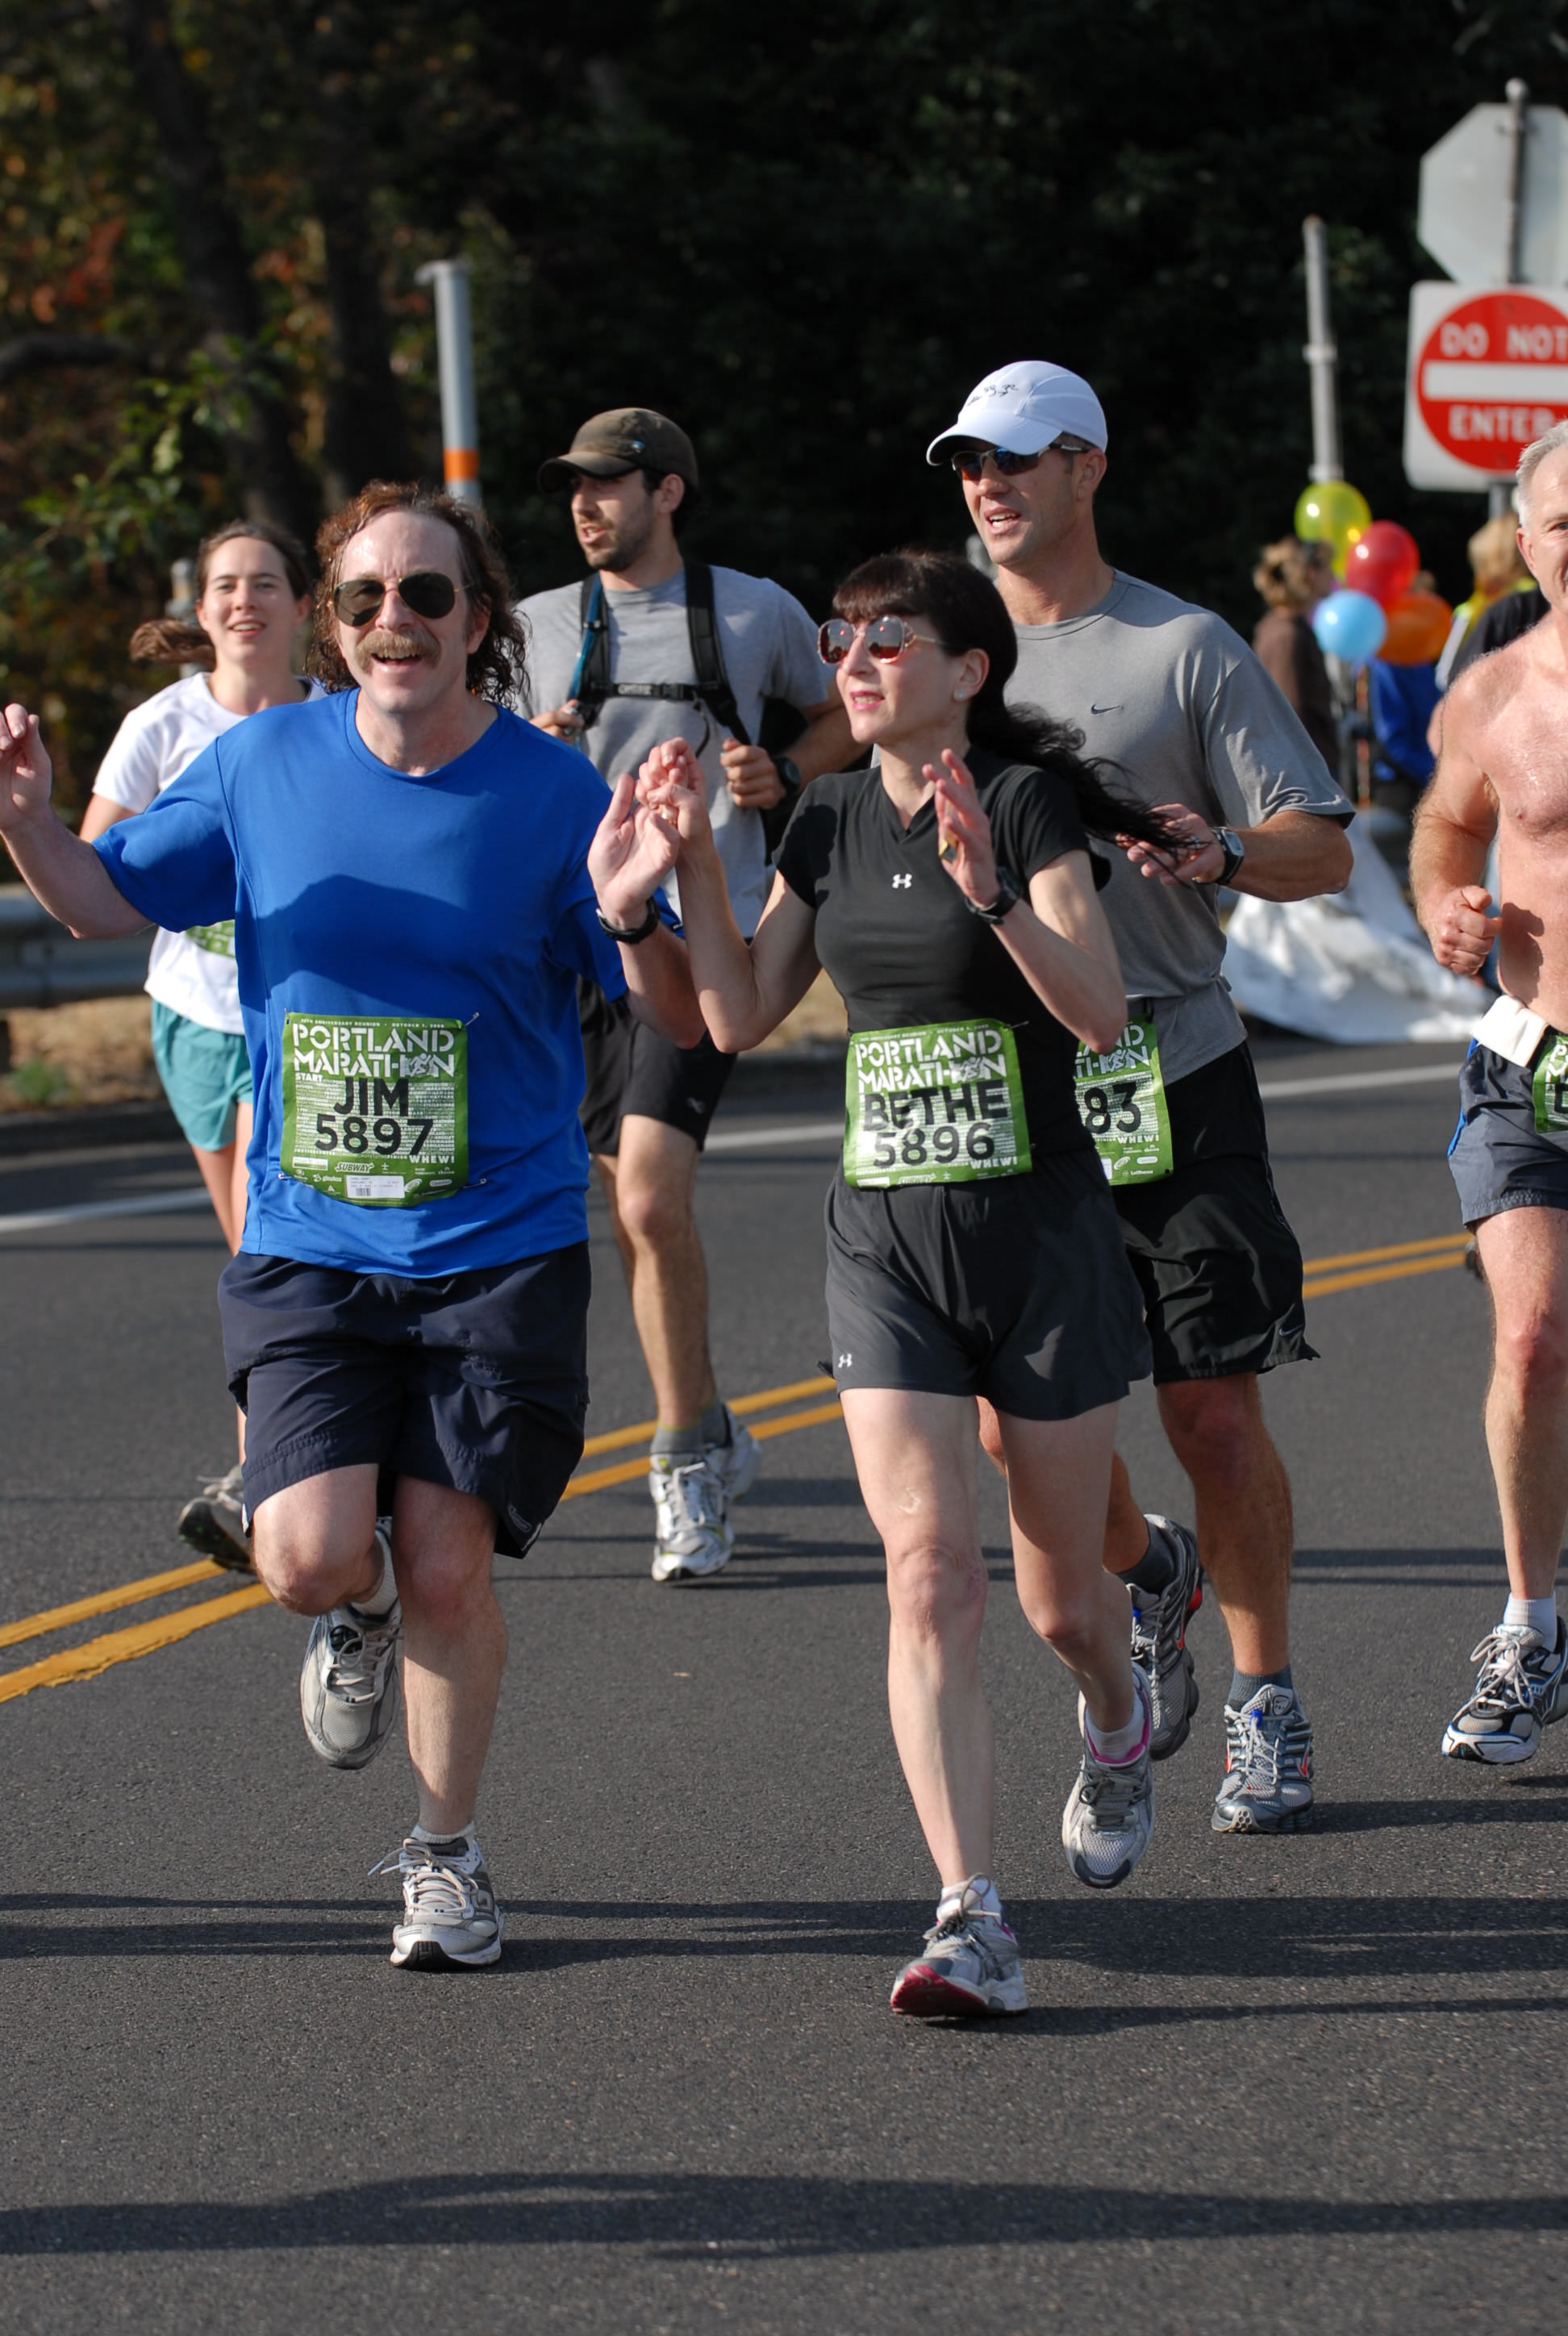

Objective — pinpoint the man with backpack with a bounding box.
[519,407,850,1582]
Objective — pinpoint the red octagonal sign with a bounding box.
[1417,289,1568,471]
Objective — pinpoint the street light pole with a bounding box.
[1302,216,1342,482]
[415,259,482,507]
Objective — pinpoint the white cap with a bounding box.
[926,361,1108,465]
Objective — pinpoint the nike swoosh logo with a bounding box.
[1090,702,1124,715]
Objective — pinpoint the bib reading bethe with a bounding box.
[844,1019,1032,1187]
[186,920,236,958]
[1074,1016,1173,1186]
[280,1013,468,1206]
[1533,1031,1568,1150]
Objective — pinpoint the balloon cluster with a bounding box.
[1293,485,1453,667]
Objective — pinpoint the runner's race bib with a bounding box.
[1533,1031,1568,1150]
[280,1013,468,1205]
[1074,1016,1174,1186]
[186,920,236,958]
[844,1018,1032,1187]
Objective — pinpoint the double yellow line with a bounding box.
[0,1229,1478,1710]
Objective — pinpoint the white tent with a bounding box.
[1220,815,1491,1045]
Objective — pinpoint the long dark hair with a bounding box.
[832,549,1180,850]
[308,481,528,702]
[129,519,312,668]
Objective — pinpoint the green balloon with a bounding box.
[1294,481,1372,557]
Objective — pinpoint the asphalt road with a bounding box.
[1,1036,1562,2335]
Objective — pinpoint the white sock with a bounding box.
[1503,1594,1558,1644]
[1082,1674,1150,1765]
[349,1528,397,1617]
[936,1873,1002,1925]
[412,1820,476,1851]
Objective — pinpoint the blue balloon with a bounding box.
[1312,588,1387,663]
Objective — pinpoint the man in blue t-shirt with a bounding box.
[0,482,700,1971]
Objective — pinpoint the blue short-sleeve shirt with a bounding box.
[96,691,629,1276]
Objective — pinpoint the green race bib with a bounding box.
[279,1013,468,1206]
[186,920,236,958]
[844,1018,1032,1187]
[1074,1016,1174,1186]
[1533,1032,1568,1148]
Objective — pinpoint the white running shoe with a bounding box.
[372,1834,503,1970]
[890,1888,1028,2018]
[1062,1669,1156,1889]
[649,1452,733,1582]
[711,1410,761,1503]
[298,1529,402,1769]
[1441,1621,1568,1767]
[177,1464,252,1573]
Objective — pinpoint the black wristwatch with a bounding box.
[966,866,1022,924]
[774,754,803,799]
[1204,826,1246,886]
[595,899,661,944]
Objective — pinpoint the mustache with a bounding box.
[355,626,438,661]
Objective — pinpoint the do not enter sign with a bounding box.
[1405,281,1568,490]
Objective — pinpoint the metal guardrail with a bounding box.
[0,892,152,1010]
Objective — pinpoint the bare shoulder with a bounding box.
[1443,628,1541,740]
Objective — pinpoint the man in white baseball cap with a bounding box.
[931,358,1353,1839]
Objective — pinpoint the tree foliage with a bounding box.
[2,0,1566,804]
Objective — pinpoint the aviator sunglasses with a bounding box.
[818,615,953,664]
[947,435,1095,482]
[332,570,469,628]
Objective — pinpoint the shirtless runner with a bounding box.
[1413,418,1568,1764]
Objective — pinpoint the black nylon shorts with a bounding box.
[1447,1039,1568,1227]
[1111,1042,1315,1384]
[578,981,735,1158]
[220,1244,590,1558]
[824,1145,1151,1421]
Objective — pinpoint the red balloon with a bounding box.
[1380,589,1452,666]
[1345,520,1420,609]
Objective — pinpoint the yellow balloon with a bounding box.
[1295,481,1371,568]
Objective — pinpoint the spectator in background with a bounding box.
[1251,538,1339,778]
[1436,512,1537,689]
[1368,570,1441,820]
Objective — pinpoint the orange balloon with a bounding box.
[1379,589,1452,666]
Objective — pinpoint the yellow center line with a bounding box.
[1303,1253,1470,1300]
[0,1582,271,1707]
[581,1374,833,1458]
[1300,1232,1470,1276]
[565,1400,844,1499]
[0,1557,227,1652]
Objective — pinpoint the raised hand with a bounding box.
[637,737,714,849]
[588,770,682,928]
[928,749,1001,909]
[0,702,54,834]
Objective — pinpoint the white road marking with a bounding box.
[0,1187,212,1237]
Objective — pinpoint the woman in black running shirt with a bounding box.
[633,550,1178,2019]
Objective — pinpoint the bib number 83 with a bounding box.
[1078,1079,1143,1137]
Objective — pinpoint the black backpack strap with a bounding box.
[682,561,749,745]
[569,574,611,726]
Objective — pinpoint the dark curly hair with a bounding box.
[832,549,1182,851]
[307,481,527,701]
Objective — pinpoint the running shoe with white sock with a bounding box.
[1129,1514,1203,1761]
[177,1464,252,1573]
[649,1451,734,1582]
[710,1407,761,1503]
[889,1880,1028,2017]
[1441,1619,1568,1766]
[299,1526,402,1768]
[370,1833,503,1970]
[1211,1683,1314,1831]
[1062,1667,1156,1889]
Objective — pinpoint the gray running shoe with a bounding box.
[890,1892,1027,2017]
[177,1465,252,1574]
[299,1530,401,1769]
[711,1409,761,1503]
[649,1453,733,1582]
[1441,1620,1568,1766]
[1130,1514,1203,1760]
[1211,1683,1315,1831]
[1062,1669,1156,1889]
[372,1834,503,1970]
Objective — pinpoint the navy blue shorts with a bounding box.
[219,1245,590,1558]
[1449,1041,1568,1227]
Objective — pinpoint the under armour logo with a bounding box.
[836,1354,853,1369]
[891,873,913,890]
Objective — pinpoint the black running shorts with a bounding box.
[1448,1040,1568,1227]
[1111,1042,1315,1385]
[219,1245,590,1558]
[824,1145,1151,1421]
[578,981,735,1158]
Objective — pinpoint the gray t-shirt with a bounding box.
[517,564,832,936]
[1009,571,1352,1082]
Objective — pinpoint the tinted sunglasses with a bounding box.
[332,571,468,628]
[819,615,952,664]
[947,436,1094,481]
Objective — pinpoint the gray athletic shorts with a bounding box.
[1449,1040,1568,1226]
[824,1146,1151,1421]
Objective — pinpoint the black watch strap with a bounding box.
[595,899,661,944]
[966,866,1021,924]
[774,754,803,796]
